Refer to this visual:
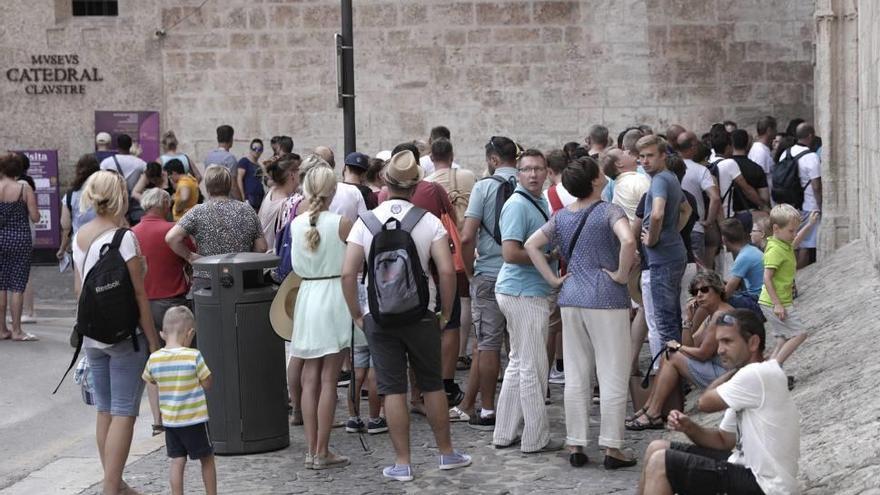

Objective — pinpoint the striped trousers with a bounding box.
[493,294,551,451]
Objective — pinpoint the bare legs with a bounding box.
[95,412,137,495]
[301,352,345,458]
[771,334,807,365]
[169,454,216,495]
[384,389,454,466]
[0,291,34,340]
[638,440,673,495]
[477,350,500,412]
[348,367,381,420]
[288,357,304,424]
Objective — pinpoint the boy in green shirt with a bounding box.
[759,204,820,368]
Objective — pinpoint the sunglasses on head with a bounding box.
[717,313,738,326]
[690,286,712,296]
[488,136,523,160]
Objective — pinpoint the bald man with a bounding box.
[666,125,686,152]
[314,146,335,169]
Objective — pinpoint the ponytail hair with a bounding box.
[302,166,337,251]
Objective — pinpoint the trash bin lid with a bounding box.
[192,252,279,269]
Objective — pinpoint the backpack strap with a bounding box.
[567,201,603,258]
[547,185,564,213]
[790,149,814,191]
[65,190,73,212]
[359,211,384,236]
[400,206,428,233]
[53,332,83,394]
[109,228,129,250]
[513,190,549,222]
[112,154,124,178]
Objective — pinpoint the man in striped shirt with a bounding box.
[142,306,217,495]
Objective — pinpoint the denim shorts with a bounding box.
[85,334,149,417]
[353,345,372,369]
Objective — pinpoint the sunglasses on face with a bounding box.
[252,146,263,152]
[690,286,712,296]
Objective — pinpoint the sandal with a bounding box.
[151,424,165,436]
[456,356,472,371]
[625,411,665,431]
[626,407,647,423]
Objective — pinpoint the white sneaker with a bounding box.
[448,406,470,422]
[548,367,565,385]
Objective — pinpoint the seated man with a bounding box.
[638,309,800,495]
[626,271,732,431]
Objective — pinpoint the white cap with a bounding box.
[95,132,112,144]
[375,150,392,161]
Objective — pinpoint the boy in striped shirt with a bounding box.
[142,306,216,495]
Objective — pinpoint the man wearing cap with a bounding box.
[459,136,520,430]
[94,132,115,163]
[342,150,472,482]
[344,152,377,210]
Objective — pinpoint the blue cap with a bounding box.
[344,152,370,170]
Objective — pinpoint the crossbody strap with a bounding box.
[512,190,549,222]
[567,201,603,259]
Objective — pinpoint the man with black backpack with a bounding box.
[342,150,472,482]
[772,123,822,268]
[99,134,146,225]
[459,136,520,431]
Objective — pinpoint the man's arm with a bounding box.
[237,167,247,203]
[430,236,456,322]
[812,177,823,211]
[793,211,820,249]
[757,187,770,209]
[646,196,666,247]
[174,186,192,216]
[252,235,268,253]
[703,184,721,226]
[341,242,366,328]
[697,368,738,413]
[667,410,736,451]
[460,217,480,279]
[676,199,692,232]
[502,240,533,264]
[724,275,743,299]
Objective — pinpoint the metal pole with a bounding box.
[341,0,355,155]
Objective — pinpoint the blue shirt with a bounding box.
[731,244,764,297]
[495,185,554,297]
[642,170,687,267]
[464,167,518,278]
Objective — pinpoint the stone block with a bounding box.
[428,2,474,25]
[357,3,398,28]
[247,7,267,30]
[467,29,491,44]
[164,52,187,71]
[766,61,812,83]
[268,6,300,29]
[230,32,255,49]
[302,5,339,29]
[532,1,580,24]
[493,27,541,44]
[476,2,531,25]
[541,27,563,43]
[188,52,217,71]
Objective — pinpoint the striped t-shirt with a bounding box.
[142,347,211,427]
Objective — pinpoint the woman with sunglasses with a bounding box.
[238,138,266,210]
[626,271,733,431]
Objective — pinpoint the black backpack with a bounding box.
[771,148,812,209]
[480,175,517,244]
[54,229,141,393]
[360,207,431,328]
[700,159,725,221]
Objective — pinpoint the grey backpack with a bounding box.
[361,206,430,328]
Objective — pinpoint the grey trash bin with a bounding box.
[192,253,289,455]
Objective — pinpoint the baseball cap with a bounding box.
[344,152,370,171]
[95,132,112,145]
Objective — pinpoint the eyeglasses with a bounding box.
[517,166,545,174]
[252,146,263,152]
[689,286,712,296]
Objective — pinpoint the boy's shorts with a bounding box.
[166,423,214,459]
[353,345,372,369]
[760,304,808,339]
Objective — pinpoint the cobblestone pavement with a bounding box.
[79,379,664,495]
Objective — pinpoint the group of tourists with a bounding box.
[0,115,822,494]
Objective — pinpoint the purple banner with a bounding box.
[15,149,60,249]
[94,111,160,162]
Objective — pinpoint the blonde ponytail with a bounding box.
[302,166,337,252]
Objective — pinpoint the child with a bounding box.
[142,306,216,495]
[758,205,820,371]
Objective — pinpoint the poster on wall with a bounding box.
[14,149,60,250]
[94,111,160,162]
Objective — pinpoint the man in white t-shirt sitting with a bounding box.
[638,308,801,495]
[342,150,471,482]
[99,133,147,194]
[789,123,822,269]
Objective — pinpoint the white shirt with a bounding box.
[347,199,447,276]
[329,182,368,223]
[682,159,717,232]
[611,172,651,221]
[100,154,147,191]
[72,229,140,349]
[542,183,577,211]
[748,141,774,176]
[788,144,822,211]
[419,155,460,176]
[718,360,801,495]
[715,158,742,217]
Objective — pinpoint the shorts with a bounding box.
[165,423,214,459]
[760,304,808,339]
[547,286,562,332]
[353,345,372,369]
[85,334,148,417]
[432,289,462,331]
[799,210,820,249]
[470,273,506,351]
[149,296,190,332]
[665,442,764,495]
[457,271,470,299]
[685,356,726,388]
[363,312,443,395]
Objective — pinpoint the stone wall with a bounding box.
[1,0,815,186]
[857,1,880,267]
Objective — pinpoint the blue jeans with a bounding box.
[85,334,148,417]
[649,261,686,346]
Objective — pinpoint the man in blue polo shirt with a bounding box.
[460,136,519,430]
[491,150,563,453]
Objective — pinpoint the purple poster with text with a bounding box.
[94,111,160,162]
[15,149,60,249]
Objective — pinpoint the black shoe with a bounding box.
[787,375,796,391]
[467,411,496,431]
[569,452,589,467]
[337,370,352,387]
[604,455,638,470]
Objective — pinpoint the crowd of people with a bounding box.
[0,115,823,494]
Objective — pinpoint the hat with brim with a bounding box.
[270,273,302,341]
[382,150,423,188]
[627,267,643,305]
